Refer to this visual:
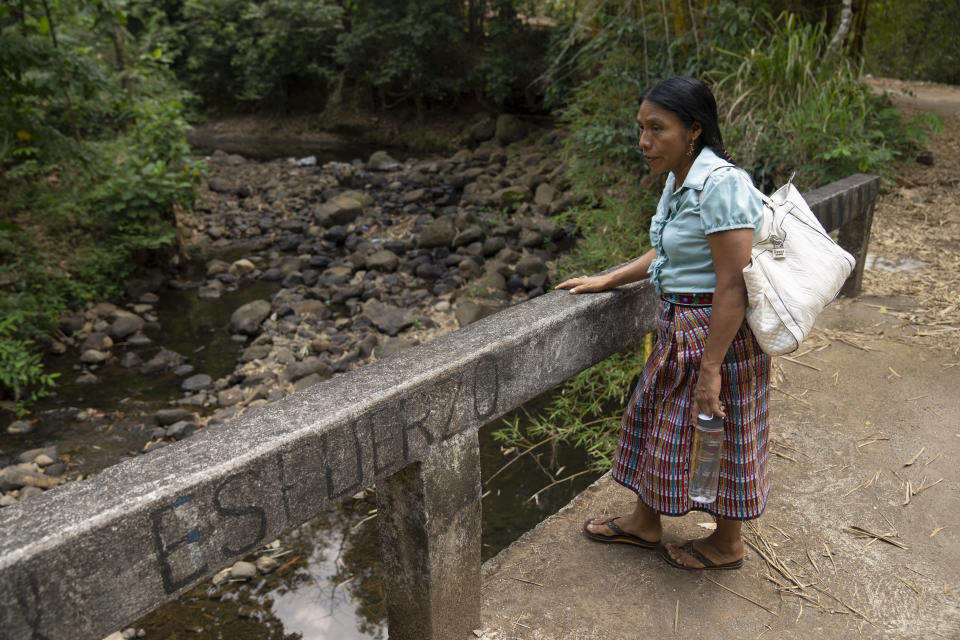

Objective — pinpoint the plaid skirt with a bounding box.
[612,300,772,520]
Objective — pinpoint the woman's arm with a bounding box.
[695,228,753,418]
[555,248,658,294]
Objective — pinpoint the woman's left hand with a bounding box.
[694,365,725,418]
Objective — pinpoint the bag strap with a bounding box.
[697,163,740,207]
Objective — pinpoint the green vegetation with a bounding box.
[864,0,960,85]
[496,0,940,469]
[0,0,947,425]
[1,1,200,414]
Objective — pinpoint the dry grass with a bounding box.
[860,113,960,354]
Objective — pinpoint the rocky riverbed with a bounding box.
[1,115,581,513]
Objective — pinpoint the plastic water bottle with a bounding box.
[689,413,724,504]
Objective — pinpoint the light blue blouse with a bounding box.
[647,147,763,294]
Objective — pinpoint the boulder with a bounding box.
[206,259,230,276]
[229,259,257,276]
[81,332,112,352]
[534,183,558,205]
[362,300,414,337]
[493,186,530,207]
[6,420,35,435]
[365,250,399,272]
[140,349,185,375]
[281,357,333,383]
[373,338,419,359]
[155,408,196,426]
[108,315,143,340]
[455,301,501,327]
[315,193,365,226]
[197,280,224,299]
[419,218,457,248]
[229,299,272,335]
[80,349,109,364]
[181,374,212,392]
[495,114,527,145]
[469,117,497,144]
[453,225,484,248]
[218,387,244,407]
[515,254,547,277]
[0,466,59,491]
[368,150,399,170]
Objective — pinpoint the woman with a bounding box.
[556,76,770,570]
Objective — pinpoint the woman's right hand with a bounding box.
[555,274,612,294]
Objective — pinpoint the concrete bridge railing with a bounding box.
[0,174,879,640]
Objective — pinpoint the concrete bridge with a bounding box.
[0,175,879,640]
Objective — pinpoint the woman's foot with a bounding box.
[662,534,744,569]
[584,499,663,545]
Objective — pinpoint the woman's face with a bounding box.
[636,100,701,178]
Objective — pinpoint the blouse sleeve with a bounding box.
[698,167,762,235]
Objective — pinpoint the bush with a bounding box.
[0,2,200,411]
[864,0,960,85]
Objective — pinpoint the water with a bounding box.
[688,413,724,504]
[3,264,600,639]
[4,134,604,638]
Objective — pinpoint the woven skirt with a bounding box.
[612,300,772,520]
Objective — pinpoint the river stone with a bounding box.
[197,280,224,299]
[495,114,527,145]
[173,364,195,377]
[33,454,55,467]
[19,486,44,501]
[453,224,484,248]
[229,561,258,580]
[316,193,364,226]
[373,338,419,359]
[368,150,399,170]
[76,372,98,385]
[6,421,34,435]
[469,117,496,144]
[293,373,323,393]
[229,259,256,276]
[43,462,66,477]
[118,352,142,369]
[218,387,244,407]
[140,349,184,375]
[494,186,529,206]
[229,299,272,335]
[515,254,547,277]
[458,258,482,280]
[366,250,399,272]
[256,556,279,574]
[362,300,413,336]
[80,349,109,364]
[404,188,427,203]
[455,301,501,327]
[155,408,195,426]
[165,420,197,440]
[450,149,473,163]
[108,315,142,341]
[518,228,543,247]
[181,374,212,392]
[81,332,112,352]
[206,259,230,276]
[291,300,328,318]
[281,357,332,383]
[419,218,457,248]
[18,446,56,463]
[127,333,152,347]
[534,183,558,205]
[357,333,378,358]
[0,466,59,491]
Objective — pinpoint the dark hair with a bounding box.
[640,76,733,162]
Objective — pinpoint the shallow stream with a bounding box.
[2,138,605,639]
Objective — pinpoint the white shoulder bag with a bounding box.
[742,179,855,355]
[702,167,856,355]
